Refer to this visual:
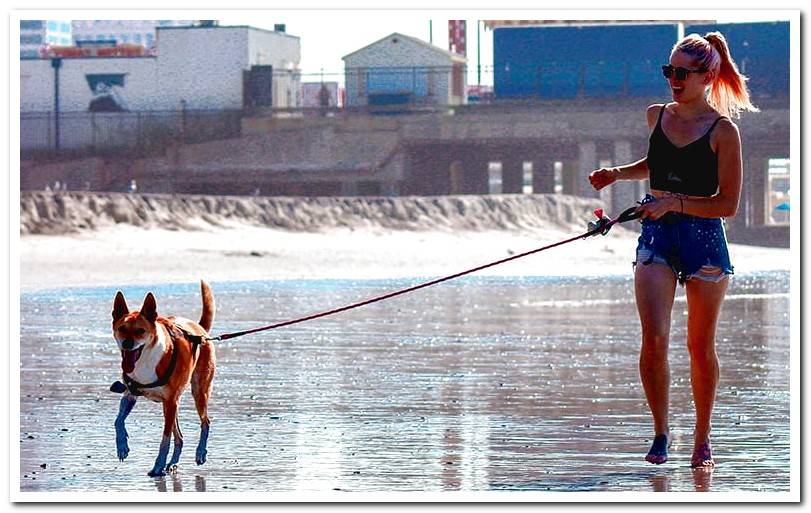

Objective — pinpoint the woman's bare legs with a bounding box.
[634,262,678,463]
[685,274,729,468]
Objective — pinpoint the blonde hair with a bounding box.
[672,31,759,118]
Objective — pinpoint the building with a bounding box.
[20,20,72,58]
[343,32,467,109]
[21,24,301,152]
[491,21,789,101]
[494,23,679,99]
[70,20,196,49]
[21,23,300,113]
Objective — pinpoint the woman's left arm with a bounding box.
[682,119,743,218]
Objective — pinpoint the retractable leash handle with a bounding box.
[585,206,642,237]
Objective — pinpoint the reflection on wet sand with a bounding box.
[692,467,714,492]
[18,273,790,493]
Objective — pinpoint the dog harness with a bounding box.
[110,323,205,396]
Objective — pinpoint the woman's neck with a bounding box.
[672,98,714,120]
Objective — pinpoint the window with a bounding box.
[20,34,43,45]
[134,33,142,44]
[61,23,70,33]
[47,21,57,32]
[766,158,790,226]
[488,162,502,194]
[20,20,44,30]
[146,33,154,46]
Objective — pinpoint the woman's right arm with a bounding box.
[588,104,662,190]
[589,156,648,190]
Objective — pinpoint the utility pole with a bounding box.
[477,20,481,86]
[51,57,62,150]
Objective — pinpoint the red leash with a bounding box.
[207,206,641,342]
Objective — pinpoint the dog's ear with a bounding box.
[140,292,158,323]
[112,291,129,321]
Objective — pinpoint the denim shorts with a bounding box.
[633,195,734,285]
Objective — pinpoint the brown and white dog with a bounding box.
[111,280,216,477]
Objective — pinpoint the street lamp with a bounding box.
[51,57,62,150]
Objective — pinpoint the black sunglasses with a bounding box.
[661,65,708,80]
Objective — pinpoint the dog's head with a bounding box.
[112,291,159,374]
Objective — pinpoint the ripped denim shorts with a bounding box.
[634,195,734,285]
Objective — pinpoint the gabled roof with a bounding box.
[342,32,467,62]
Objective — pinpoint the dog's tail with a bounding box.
[199,280,215,333]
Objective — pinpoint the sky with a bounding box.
[26,8,790,89]
[216,13,495,85]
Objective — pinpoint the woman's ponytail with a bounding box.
[703,31,759,118]
[673,31,759,118]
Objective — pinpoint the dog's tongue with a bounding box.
[122,349,140,373]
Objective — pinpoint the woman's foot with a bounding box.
[691,441,715,468]
[645,433,670,464]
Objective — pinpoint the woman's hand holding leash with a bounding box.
[634,196,682,221]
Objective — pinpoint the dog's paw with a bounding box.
[116,442,130,461]
[147,468,167,478]
[195,448,207,465]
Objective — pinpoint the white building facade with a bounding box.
[20,24,301,113]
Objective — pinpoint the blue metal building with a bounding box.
[493,23,679,99]
[493,22,789,101]
[684,22,789,100]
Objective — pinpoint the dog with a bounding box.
[111,280,216,477]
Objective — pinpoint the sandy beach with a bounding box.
[19,190,789,292]
[20,221,790,293]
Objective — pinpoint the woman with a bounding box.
[589,32,758,468]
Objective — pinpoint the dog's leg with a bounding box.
[192,344,215,465]
[148,399,178,477]
[165,417,184,472]
[114,394,137,461]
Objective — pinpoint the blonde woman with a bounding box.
[589,32,758,468]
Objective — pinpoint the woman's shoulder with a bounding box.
[710,115,740,152]
[645,103,668,129]
[713,117,740,144]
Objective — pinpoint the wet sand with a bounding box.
[17,205,793,497]
[18,272,791,495]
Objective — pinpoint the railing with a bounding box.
[21,108,242,159]
[21,62,788,159]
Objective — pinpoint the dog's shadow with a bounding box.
[153,472,207,492]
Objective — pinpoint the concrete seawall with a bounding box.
[20,191,605,235]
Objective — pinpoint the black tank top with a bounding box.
[647,105,726,197]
